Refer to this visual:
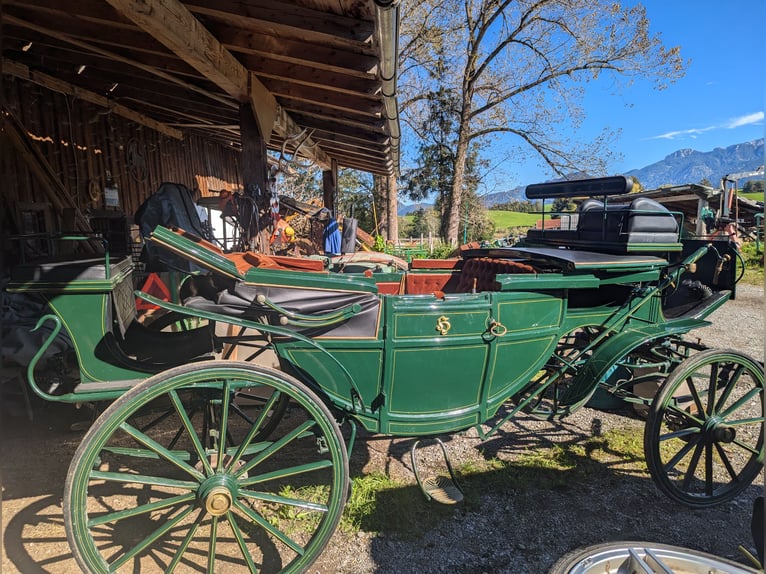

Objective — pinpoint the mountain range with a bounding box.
[399,138,764,214]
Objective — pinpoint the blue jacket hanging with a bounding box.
[323,217,341,255]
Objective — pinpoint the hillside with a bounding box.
[625,139,764,189]
[398,138,764,214]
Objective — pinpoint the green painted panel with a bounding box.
[284,347,383,408]
[47,293,148,384]
[486,336,557,401]
[393,308,490,339]
[496,297,563,333]
[388,345,488,414]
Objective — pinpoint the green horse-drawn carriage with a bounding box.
[7,176,763,573]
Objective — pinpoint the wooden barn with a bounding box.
[0,0,401,266]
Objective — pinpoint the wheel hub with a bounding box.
[713,424,736,443]
[703,417,736,443]
[198,474,238,516]
[206,486,233,515]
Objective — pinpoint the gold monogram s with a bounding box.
[435,315,451,335]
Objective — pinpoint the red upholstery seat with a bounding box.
[456,257,536,292]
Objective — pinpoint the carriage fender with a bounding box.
[565,317,709,403]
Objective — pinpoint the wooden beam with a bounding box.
[239,102,268,203]
[2,59,184,139]
[4,14,236,109]
[102,0,327,167]
[184,0,375,46]
[323,160,337,214]
[104,0,250,100]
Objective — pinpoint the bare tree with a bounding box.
[399,0,686,244]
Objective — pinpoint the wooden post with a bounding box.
[322,159,337,214]
[239,102,268,200]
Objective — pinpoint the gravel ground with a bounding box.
[1,283,762,573]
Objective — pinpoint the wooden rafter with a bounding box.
[103,0,331,168]
[4,14,236,109]
[2,59,183,139]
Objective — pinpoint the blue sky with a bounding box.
[486,0,765,191]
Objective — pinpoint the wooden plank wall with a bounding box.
[1,76,243,235]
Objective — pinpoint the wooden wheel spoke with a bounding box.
[239,488,328,513]
[662,436,699,474]
[216,381,232,471]
[89,470,199,490]
[239,460,334,487]
[719,386,762,419]
[207,516,218,573]
[227,391,283,472]
[713,442,741,482]
[234,420,316,479]
[164,509,206,573]
[681,440,704,492]
[663,403,704,427]
[120,422,206,481]
[684,375,706,416]
[169,391,213,476]
[110,505,197,571]
[88,493,197,528]
[713,364,746,413]
[226,511,259,574]
[233,500,305,556]
[705,362,719,415]
[704,442,714,496]
[657,426,700,442]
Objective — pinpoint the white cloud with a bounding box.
[646,111,764,141]
[648,126,715,140]
[725,111,764,129]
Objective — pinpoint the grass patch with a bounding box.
[341,472,454,536]
[330,426,654,538]
[487,210,540,229]
[740,266,764,286]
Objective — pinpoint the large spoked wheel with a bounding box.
[63,361,348,573]
[644,349,764,507]
[548,541,760,573]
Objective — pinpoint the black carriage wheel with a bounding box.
[644,349,764,507]
[548,541,760,573]
[63,361,348,573]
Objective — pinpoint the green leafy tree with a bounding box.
[336,169,376,232]
[399,0,686,244]
[742,180,765,194]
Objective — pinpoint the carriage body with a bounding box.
[5,176,762,574]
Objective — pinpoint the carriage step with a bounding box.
[422,475,463,505]
[410,437,464,505]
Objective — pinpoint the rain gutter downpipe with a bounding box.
[374,0,401,175]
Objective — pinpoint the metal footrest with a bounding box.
[422,475,463,505]
[411,437,464,505]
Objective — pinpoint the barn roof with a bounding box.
[2,0,401,176]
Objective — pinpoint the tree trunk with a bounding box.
[372,175,386,238]
[445,131,469,245]
[386,173,398,242]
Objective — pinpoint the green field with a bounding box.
[740,191,764,202]
[400,210,540,239]
[487,210,540,229]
